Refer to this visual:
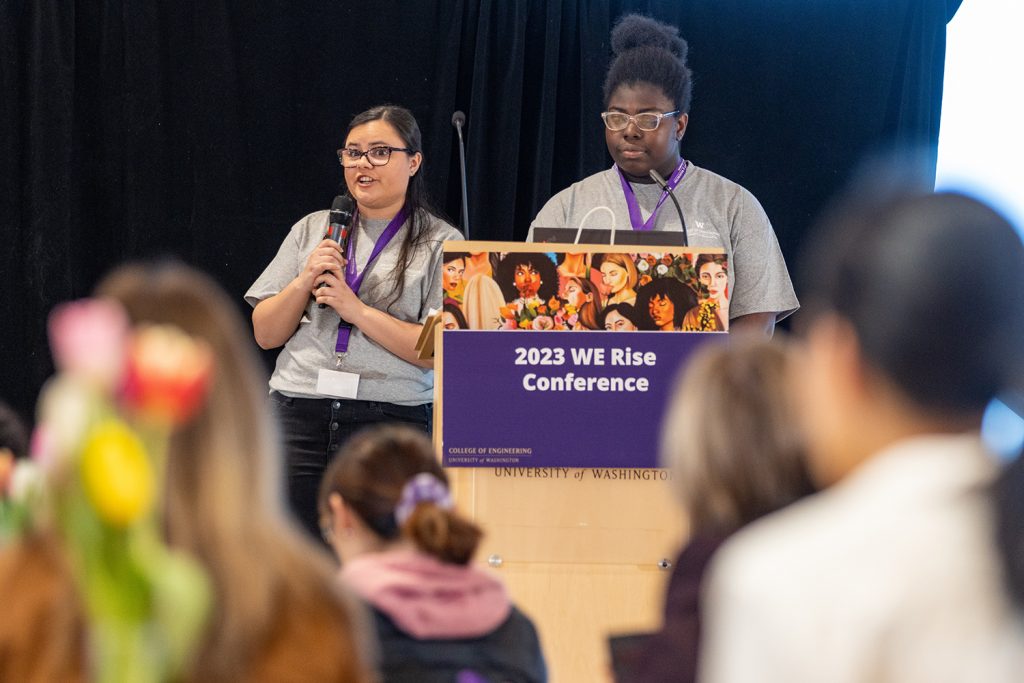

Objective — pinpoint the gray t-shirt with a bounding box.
[245,209,462,404]
[530,163,799,320]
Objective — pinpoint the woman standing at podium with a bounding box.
[247,105,461,541]
[530,14,798,335]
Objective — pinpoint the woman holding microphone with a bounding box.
[247,105,460,540]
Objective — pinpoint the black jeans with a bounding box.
[270,392,432,541]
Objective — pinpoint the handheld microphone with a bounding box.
[319,194,356,309]
[451,110,471,239]
[649,169,689,247]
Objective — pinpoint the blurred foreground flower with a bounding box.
[7,459,43,503]
[18,298,216,682]
[0,459,43,542]
[34,376,98,472]
[121,324,213,426]
[80,419,154,527]
[48,298,129,390]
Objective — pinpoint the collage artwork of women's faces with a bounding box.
[440,247,728,334]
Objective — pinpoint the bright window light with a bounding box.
[982,398,1024,463]
[935,0,1024,237]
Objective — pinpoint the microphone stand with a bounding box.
[452,111,471,239]
[649,169,688,247]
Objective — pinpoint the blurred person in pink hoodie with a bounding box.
[318,424,547,683]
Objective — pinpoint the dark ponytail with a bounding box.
[403,504,482,566]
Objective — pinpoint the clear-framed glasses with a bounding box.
[337,145,416,168]
[601,110,680,132]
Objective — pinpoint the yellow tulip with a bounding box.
[80,419,154,527]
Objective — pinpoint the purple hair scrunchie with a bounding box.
[394,473,453,526]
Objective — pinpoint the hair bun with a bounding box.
[611,14,688,63]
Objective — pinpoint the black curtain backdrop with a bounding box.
[1,0,961,424]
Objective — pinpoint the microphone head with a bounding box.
[648,169,668,187]
[451,110,466,128]
[330,194,355,224]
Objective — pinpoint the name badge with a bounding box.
[316,369,360,399]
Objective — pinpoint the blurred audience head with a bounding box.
[797,190,1024,485]
[660,336,815,536]
[0,403,29,461]
[96,260,370,682]
[319,423,482,566]
[96,261,284,547]
[0,403,29,499]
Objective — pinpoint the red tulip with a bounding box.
[120,325,213,426]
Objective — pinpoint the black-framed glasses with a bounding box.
[601,110,680,132]
[337,145,416,167]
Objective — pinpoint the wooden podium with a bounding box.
[434,328,688,682]
[430,241,723,681]
[447,467,684,682]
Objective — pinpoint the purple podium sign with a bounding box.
[440,331,723,468]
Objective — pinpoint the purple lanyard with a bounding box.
[617,158,687,231]
[334,205,409,354]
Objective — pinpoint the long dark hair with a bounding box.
[442,302,468,329]
[345,105,453,312]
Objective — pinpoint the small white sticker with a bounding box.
[316,368,360,399]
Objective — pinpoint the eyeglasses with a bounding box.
[337,145,416,167]
[601,111,680,132]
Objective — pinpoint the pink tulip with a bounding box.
[48,298,129,390]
